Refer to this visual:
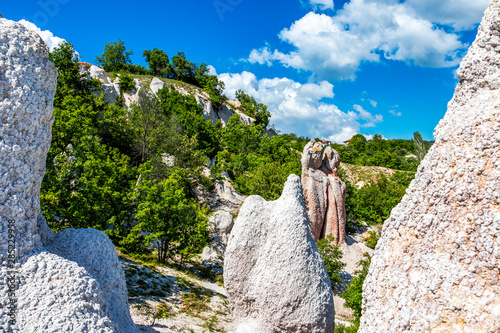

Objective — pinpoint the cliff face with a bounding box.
[359,2,500,332]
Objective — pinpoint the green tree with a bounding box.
[317,234,346,292]
[134,170,208,264]
[413,131,426,161]
[171,52,195,83]
[41,135,136,232]
[130,88,167,163]
[49,41,100,104]
[143,48,171,77]
[235,89,271,127]
[118,71,135,93]
[95,40,133,72]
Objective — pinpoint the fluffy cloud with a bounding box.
[248,0,476,79]
[301,0,334,11]
[405,0,489,30]
[219,71,382,142]
[18,19,66,52]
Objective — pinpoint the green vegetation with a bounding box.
[340,254,371,327]
[42,39,431,332]
[332,133,432,172]
[341,170,415,226]
[235,89,271,127]
[316,235,346,292]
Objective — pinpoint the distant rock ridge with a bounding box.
[0,19,137,332]
[359,2,500,332]
[224,174,335,333]
[81,66,260,128]
[301,141,347,245]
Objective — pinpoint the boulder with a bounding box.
[89,65,111,84]
[0,19,137,333]
[224,174,335,333]
[301,141,347,244]
[150,77,166,95]
[359,3,500,332]
[209,210,234,244]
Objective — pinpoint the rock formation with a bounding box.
[201,211,234,272]
[224,174,335,333]
[301,141,347,244]
[359,3,500,332]
[0,19,137,332]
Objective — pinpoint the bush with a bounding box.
[317,234,346,292]
[340,253,371,323]
[118,71,135,93]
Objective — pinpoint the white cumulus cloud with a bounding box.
[219,71,383,143]
[18,19,66,52]
[248,0,476,80]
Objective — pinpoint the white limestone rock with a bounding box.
[0,19,137,333]
[224,174,335,332]
[89,65,111,84]
[209,210,234,240]
[150,77,166,95]
[359,2,500,332]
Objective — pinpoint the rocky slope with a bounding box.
[81,64,278,132]
[359,2,500,332]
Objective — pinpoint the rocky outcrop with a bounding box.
[201,211,234,271]
[150,77,166,94]
[359,3,500,332]
[301,141,347,244]
[224,174,335,333]
[193,170,246,214]
[0,19,137,333]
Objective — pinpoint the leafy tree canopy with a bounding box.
[96,40,133,72]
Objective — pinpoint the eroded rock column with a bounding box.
[301,141,346,245]
[224,175,335,332]
[359,2,500,332]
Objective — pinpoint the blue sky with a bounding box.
[3,0,489,142]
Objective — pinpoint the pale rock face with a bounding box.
[0,19,137,333]
[89,65,111,84]
[122,78,143,108]
[201,211,234,271]
[150,77,166,95]
[209,210,234,243]
[87,65,119,104]
[359,2,500,332]
[224,174,335,333]
[301,141,347,244]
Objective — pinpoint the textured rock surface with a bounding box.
[209,210,234,245]
[359,3,500,332]
[0,19,137,333]
[150,77,166,95]
[224,174,335,333]
[201,211,235,272]
[301,141,347,244]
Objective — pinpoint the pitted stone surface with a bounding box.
[359,2,500,332]
[224,174,335,333]
[0,19,137,333]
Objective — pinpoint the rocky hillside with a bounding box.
[81,63,277,135]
